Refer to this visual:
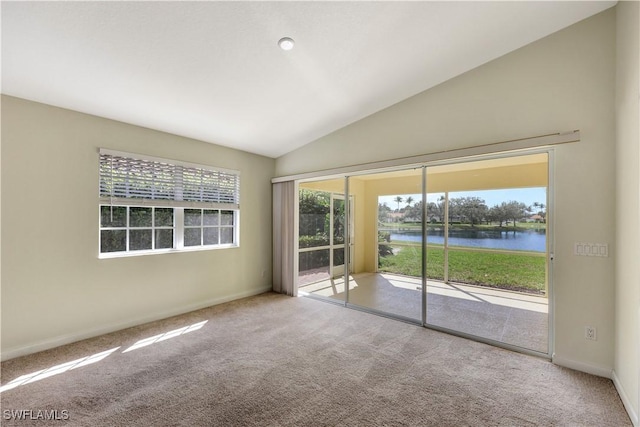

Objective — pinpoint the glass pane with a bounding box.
[184,228,201,246]
[353,172,421,322]
[377,190,424,279]
[130,207,152,227]
[333,198,345,245]
[220,227,233,244]
[298,189,330,249]
[154,208,174,227]
[425,192,446,283]
[155,229,173,249]
[298,249,330,287]
[203,210,219,226]
[130,229,152,251]
[220,210,234,226]
[425,156,549,355]
[446,249,546,293]
[101,230,126,253]
[204,227,219,245]
[184,209,202,226]
[333,247,344,267]
[100,206,126,228]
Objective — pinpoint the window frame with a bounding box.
[98,149,240,258]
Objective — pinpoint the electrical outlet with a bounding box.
[585,326,597,341]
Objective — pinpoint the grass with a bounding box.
[379,245,546,294]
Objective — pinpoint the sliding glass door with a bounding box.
[297,179,353,302]
[347,168,423,322]
[421,154,549,354]
[296,152,551,356]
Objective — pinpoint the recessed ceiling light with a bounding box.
[278,37,295,51]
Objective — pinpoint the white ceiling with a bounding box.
[1,1,615,158]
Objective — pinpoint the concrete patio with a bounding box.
[299,272,548,354]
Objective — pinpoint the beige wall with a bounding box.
[614,1,640,423]
[1,96,275,360]
[277,9,617,375]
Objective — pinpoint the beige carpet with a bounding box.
[1,292,631,426]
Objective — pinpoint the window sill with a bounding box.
[98,244,239,259]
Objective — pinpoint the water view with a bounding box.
[390,229,546,252]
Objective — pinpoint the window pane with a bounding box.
[203,227,219,245]
[130,207,152,227]
[155,229,173,249]
[298,249,330,279]
[101,206,126,227]
[221,210,234,226]
[184,228,201,246]
[130,229,152,250]
[101,230,126,253]
[185,209,202,226]
[220,227,234,244]
[333,248,345,267]
[203,210,219,226]
[155,208,174,227]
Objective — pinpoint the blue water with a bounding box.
[389,229,546,252]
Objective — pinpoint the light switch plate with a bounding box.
[574,242,608,257]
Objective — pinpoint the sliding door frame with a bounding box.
[416,148,554,359]
[294,147,555,359]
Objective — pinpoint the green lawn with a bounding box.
[379,245,546,294]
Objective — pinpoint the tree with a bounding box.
[298,189,330,240]
[487,201,529,228]
[393,196,404,212]
[488,204,507,227]
[378,202,391,223]
[426,196,446,223]
[503,201,530,228]
[402,200,423,222]
[448,197,463,223]
[533,202,546,223]
[405,196,414,208]
[456,197,488,226]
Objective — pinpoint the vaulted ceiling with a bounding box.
[1,1,615,158]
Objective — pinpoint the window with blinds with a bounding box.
[99,149,240,256]
[99,149,240,209]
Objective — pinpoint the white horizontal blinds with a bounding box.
[99,154,177,200]
[99,149,240,209]
[182,167,240,205]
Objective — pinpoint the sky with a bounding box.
[379,187,547,210]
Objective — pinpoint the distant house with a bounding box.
[527,214,545,223]
[388,212,404,222]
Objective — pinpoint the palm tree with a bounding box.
[393,196,404,212]
[533,202,546,214]
[405,196,414,208]
[533,202,547,222]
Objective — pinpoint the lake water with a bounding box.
[389,229,546,252]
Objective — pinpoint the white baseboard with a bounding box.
[1,286,273,361]
[551,355,613,378]
[612,370,639,427]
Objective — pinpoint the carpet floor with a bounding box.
[0,292,631,426]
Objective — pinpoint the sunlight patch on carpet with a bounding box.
[122,320,208,353]
[0,347,120,393]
